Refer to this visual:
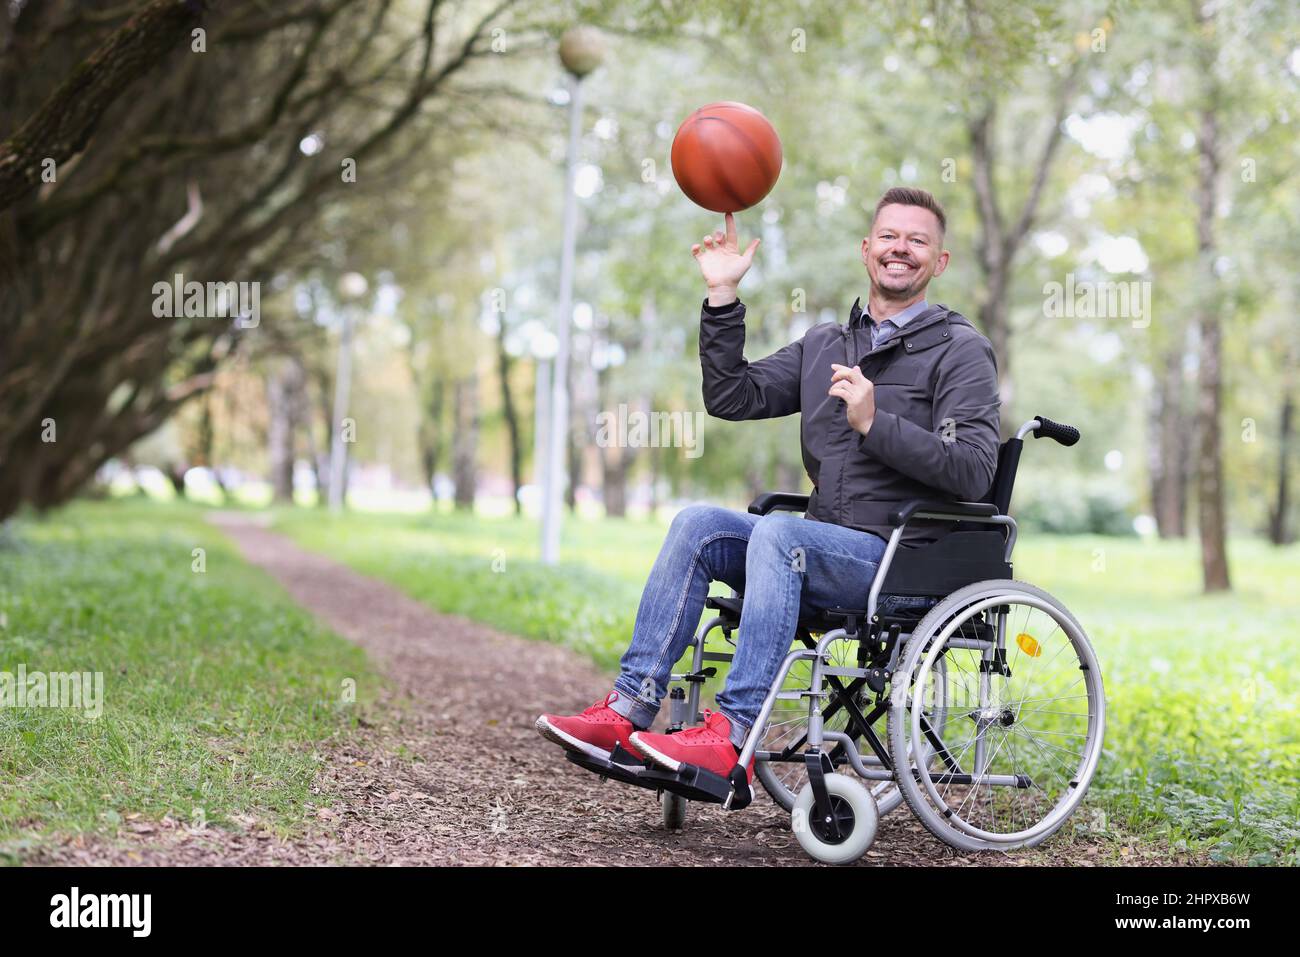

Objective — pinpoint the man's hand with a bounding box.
[829,363,876,436]
[692,212,760,306]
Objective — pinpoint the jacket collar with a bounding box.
[849,297,955,361]
[849,296,946,328]
[851,296,931,332]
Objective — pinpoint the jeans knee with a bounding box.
[666,503,738,545]
[748,513,804,566]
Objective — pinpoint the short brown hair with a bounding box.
[872,187,946,237]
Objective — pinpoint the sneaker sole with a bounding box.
[629,732,684,773]
[536,716,643,765]
[631,732,755,786]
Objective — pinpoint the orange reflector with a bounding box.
[1016,632,1042,657]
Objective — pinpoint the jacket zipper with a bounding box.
[841,323,857,525]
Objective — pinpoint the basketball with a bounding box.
[670,101,783,213]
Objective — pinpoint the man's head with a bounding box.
[861,187,949,302]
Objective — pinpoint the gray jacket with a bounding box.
[699,296,1001,545]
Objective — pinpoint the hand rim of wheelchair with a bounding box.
[887,580,1106,851]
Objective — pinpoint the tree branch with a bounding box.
[0,0,215,212]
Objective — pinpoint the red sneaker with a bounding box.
[535,691,642,762]
[631,711,753,783]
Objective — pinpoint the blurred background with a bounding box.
[1,0,1297,864]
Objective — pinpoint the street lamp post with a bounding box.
[541,26,605,565]
[329,271,368,512]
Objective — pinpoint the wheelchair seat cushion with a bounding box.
[704,593,939,632]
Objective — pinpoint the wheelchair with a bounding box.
[565,416,1107,864]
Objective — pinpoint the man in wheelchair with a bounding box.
[538,187,1001,780]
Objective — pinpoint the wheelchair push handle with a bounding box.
[1030,415,1080,447]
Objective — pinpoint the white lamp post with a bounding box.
[541,26,606,564]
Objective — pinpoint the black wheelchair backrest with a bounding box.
[983,439,1023,516]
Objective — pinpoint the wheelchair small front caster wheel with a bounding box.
[661,791,688,831]
[791,774,878,864]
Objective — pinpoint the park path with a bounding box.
[37,514,1187,866]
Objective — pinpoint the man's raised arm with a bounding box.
[699,299,802,420]
[691,213,802,421]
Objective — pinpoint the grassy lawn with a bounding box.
[0,501,376,860]
[275,504,1300,866]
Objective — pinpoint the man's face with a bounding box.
[861,203,950,301]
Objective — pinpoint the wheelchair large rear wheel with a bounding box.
[888,580,1105,851]
[755,633,948,816]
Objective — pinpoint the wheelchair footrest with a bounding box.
[563,745,653,788]
[563,746,752,810]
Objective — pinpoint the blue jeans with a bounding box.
[608,504,929,748]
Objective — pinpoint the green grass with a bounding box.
[0,501,376,859]
[275,506,658,671]
[274,506,1300,865]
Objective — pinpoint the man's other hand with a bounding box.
[829,363,876,436]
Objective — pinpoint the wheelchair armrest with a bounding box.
[889,499,999,526]
[747,492,811,516]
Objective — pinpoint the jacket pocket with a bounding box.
[871,367,918,387]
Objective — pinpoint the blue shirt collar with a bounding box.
[865,298,929,331]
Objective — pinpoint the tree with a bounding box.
[0,0,550,521]
[1189,0,1230,590]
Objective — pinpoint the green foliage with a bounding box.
[1014,471,1138,535]
[0,503,376,853]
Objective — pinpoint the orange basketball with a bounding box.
[670,101,783,213]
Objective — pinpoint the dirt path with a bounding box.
[34,514,1201,867]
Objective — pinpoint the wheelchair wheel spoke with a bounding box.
[1009,725,1086,762]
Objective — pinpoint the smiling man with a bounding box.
[536,187,1001,784]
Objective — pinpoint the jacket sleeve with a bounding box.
[856,333,1000,501]
[698,298,803,421]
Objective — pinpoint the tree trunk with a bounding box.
[565,354,586,514]
[1269,390,1294,545]
[647,447,661,520]
[965,62,1080,430]
[495,324,523,516]
[968,105,1013,412]
[1191,29,1231,593]
[602,447,629,518]
[266,360,299,505]
[594,369,637,519]
[167,463,188,498]
[286,361,318,505]
[196,391,227,500]
[419,374,446,507]
[452,374,478,511]
[312,367,334,507]
[1149,345,1189,537]
[566,418,581,513]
